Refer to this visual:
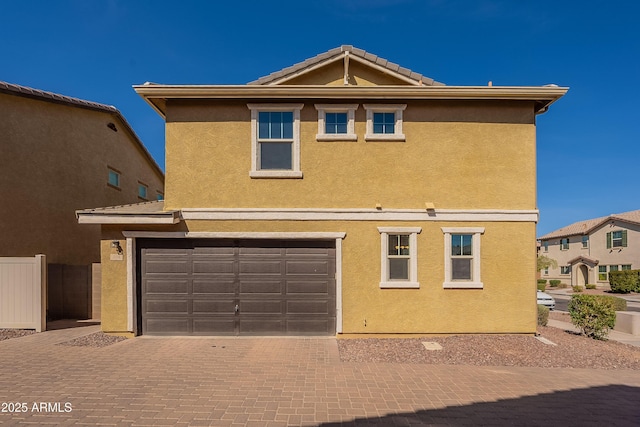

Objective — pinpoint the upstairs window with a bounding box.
[248,104,303,178]
[543,241,548,252]
[138,183,148,200]
[314,104,357,141]
[607,230,627,248]
[108,168,121,189]
[364,104,406,141]
[582,235,589,248]
[560,238,569,250]
[156,192,164,201]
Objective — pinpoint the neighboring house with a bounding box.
[0,81,164,320]
[77,45,567,336]
[538,209,640,287]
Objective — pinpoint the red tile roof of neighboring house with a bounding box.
[248,45,445,86]
[539,209,640,240]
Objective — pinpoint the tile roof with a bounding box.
[248,45,445,86]
[1,80,164,178]
[539,209,640,240]
[77,200,168,215]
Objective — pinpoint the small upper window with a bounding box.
[364,104,406,141]
[248,104,303,178]
[582,235,589,248]
[314,104,357,141]
[543,241,548,252]
[608,230,627,248]
[560,238,569,250]
[108,168,120,188]
[138,183,148,200]
[156,192,164,201]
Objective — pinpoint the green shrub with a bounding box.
[585,284,597,290]
[568,294,617,340]
[600,295,627,312]
[609,270,639,294]
[537,279,547,285]
[537,283,547,291]
[573,285,584,293]
[549,280,561,287]
[537,305,549,326]
[559,282,569,289]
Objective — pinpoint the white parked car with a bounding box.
[537,290,555,310]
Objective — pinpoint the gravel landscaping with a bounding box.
[3,318,640,369]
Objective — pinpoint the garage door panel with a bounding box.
[193,299,235,314]
[145,318,190,334]
[239,246,282,256]
[145,299,189,314]
[239,260,282,275]
[287,300,331,315]
[145,260,189,274]
[192,319,235,334]
[240,319,283,334]
[286,260,331,275]
[286,280,333,295]
[193,259,235,274]
[145,280,189,295]
[193,280,236,295]
[239,280,282,295]
[240,300,283,314]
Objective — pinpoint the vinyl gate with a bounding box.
[0,255,47,332]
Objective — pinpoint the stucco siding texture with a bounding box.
[99,220,536,335]
[164,101,535,211]
[0,93,164,265]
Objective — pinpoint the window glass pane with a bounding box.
[388,234,399,256]
[610,265,619,272]
[258,112,270,138]
[260,142,292,170]
[270,112,283,139]
[138,185,147,198]
[599,266,607,273]
[461,234,472,256]
[452,258,472,280]
[622,265,632,270]
[282,112,293,139]
[325,112,348,134]
[373,112,395,134]
[389,258,409,280]
[452,234,472,256]
[108,170,119,187]
[388,235,410,256]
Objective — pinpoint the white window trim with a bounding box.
[364,104,407,141]
[314,104,358,141]
[442,227,484,289]
[247,103,303,178]
[378,227,421,288]
[108,167,121,188]
[138,182,148,200]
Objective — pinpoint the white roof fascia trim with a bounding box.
[77,214,179,224]
[122,231,347,240]
[180,208,539,222]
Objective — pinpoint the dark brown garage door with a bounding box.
[139,239,336,336]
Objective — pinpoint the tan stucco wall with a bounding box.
[99,220,537,334]
[0,93,164,265]
[285,60,414,86]
[164,100,535,211]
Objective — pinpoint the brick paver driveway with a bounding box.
[1,326,640,426]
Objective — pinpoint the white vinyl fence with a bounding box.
[0,255,47,332]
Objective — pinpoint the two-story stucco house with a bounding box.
[78,46,567,336]
[0,81,164,320]
[538,209,640,287]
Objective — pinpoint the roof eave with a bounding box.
[134,84,569,117]
[76,211,181,225]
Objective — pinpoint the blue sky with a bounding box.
[2,0,639,236]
